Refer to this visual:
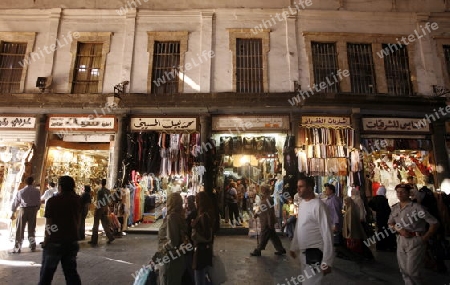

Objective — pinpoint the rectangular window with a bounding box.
[444,45,450,81]
[72,42,103,94]
[311,42,340,93]
[236,38,263,93]
[382,43,412,95]
[151,41,180,94]
[347,43,376,94]
[0,42,27,93]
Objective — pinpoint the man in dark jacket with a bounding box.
[250,183,286,256]
[89,179,114,245]
[39,175,82,285]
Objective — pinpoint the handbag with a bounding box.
[303,248,323,265]
[192,243,213,270]
[333,232,342,246]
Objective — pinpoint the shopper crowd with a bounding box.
[8,172,450,285]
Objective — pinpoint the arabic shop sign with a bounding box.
[0,116,36,129]
[301,116,351,128]
[131,118,197,131]
[212,116,289,131]
[48,116,116,131]
[362,118,429,132]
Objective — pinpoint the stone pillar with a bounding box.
[200,115,212,146]
[286,14,299,92]
[432,120,450,187]
[43,8,62,78]
[108,115,125,188]
[351,108,361,148]
[120,8,136,89]
[32,114,48,189]
[200,11,214,93]
[200,115,213,192]
[291,113,301,146]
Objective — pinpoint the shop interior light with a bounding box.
[0,149,12,163]
[240,155,250,165]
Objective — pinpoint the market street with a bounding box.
[0,218,449,285]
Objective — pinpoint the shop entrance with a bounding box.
[0,143,34,218]
[44,145,110,193]
[361,138,434,206]
[213,133,285,230]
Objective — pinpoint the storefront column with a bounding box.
[200,115,212,143]
[32,114,47,188]
[109,115,124,188]
[200,115,213,192]
[351,109,361,148]
[291,113,301,145]
[432,120,450,186]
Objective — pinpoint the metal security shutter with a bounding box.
[0,131,35,143]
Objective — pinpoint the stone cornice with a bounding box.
[0,92,444,113]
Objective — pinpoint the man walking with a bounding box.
[89,179,114,245]
[39,175,82,285]
[11,176,41,253]
[324,183,342,245]
[41,182,58,206]
[388,183,439,285]
[250,183,286,256]
[290,176,334,285]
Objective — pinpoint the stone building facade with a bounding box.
[0,0,449,204]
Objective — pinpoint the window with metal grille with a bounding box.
[236,38,263,93]
[347,43,376,94]
[72,43,103,94]
[444,45,450,81]
[0,42,27,93]
[151,41,180,94]
[382,43,412,95]
[311,42,340,93]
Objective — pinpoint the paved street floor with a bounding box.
[0,218,449,285]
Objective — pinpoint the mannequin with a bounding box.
[274,174,284,227]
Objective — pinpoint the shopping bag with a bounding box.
[133,267,150,285]
[9,218,15,242]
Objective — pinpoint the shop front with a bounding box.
[297,115,355,198]
[0,115,36,218]
[44,115,117,195]
[361,117,434,206]
[125,117,200,226]
[211,115,289,229]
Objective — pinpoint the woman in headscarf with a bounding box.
[368,186,396,251]
[158,192,188,285]
[350,187,375,259]
[351,187,366,222]
[343,197,367,255]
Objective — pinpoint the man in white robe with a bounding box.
[290,176,334,285]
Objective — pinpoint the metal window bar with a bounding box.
[0,42,27,93]
[382,43,412,95]
[72,43,103,94]
[236,38,263,93]
[444,45,450,81]
[347,43,377,94]
[311,42,339,93]
[151,41,180,94]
